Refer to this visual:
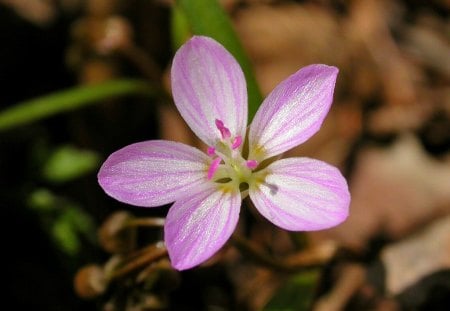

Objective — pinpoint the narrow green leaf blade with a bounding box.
[176,0,262,121]
[171,4,191,51]
[0,79,153,131]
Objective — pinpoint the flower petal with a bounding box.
[98,140,209,207]
[249,64,338,160]
[249,157,350,231]
[171,36,248,146]
[165,184,241,270]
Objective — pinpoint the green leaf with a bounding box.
[0,79,153,131]
[176,0,263,122]
[263,270,320,311]
[42,145,101,183]
[52,215,81,256]
[64,206,96,243]
[27,189,97,256]
[28,188,58,212]
[171,4,191,51]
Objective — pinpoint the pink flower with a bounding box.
[98,36,350,270]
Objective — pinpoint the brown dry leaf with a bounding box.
[229,264,283,310]
[346,0,420,107]
[234,3,347,94]
[382,215,450,295]
[314,264,366,311]
[368,101,434,135]
[311,134,450,250]
[403,18,450,78]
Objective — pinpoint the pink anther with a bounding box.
[207,157,222,180]
[246,160,258,170]
[215,119,231,139]
[207,146,216,156]
[231,136,242,150]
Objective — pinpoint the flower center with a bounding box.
[207,119,258,191]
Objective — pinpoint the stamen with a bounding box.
[246,160,258,170]
[207,146,216,156]
[215,119,231,139]
[215,119,224,128]
[231,136,242,150]
[207,157,222,180]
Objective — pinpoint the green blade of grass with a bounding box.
[0,79,153,131]
[171,4,191,51]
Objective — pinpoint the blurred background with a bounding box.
[1,0,449,310]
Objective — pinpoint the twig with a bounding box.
[109,243,168,280]
[125,217,165,228]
